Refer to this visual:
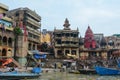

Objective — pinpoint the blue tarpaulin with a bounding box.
[31,50,47,59]
[32,67,42,74]
[33,54,46,59]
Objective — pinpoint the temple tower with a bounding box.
[84,26,96,48]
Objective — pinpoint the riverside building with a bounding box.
[0,3,14,59]
[53,18,79,58]
[6,7,41,66]
[79,26,108,60]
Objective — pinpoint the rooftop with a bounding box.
[0,3,9,11]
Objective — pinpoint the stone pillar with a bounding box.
[35,44,37,50]
[17,36,28,66]
[69,48,71,54]
[76,48,79,58]
[54,48,57,58]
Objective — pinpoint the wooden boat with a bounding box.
[0,67,42,79]
[0,71,41,79]
[95,66,120,75]
[78,69,96,74]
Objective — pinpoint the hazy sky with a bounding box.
[1,0,120,37]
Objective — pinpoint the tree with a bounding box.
[13,27,22,59]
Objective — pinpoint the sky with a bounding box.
[1,0,120,37]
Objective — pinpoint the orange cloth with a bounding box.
[2,58,13,66]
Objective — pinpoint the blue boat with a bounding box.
[0,67,42,79]
[0,71,41,79]
[95,66,120,75]
[95,58,120,75]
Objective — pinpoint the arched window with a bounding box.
[2,48,7,56]
[8,37,12,47]
[3,36,7,45]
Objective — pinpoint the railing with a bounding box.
[61,37,79,42]
[27,26,40,35]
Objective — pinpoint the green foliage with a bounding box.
[13,27,22,36]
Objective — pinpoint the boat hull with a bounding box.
[95,66,120,75]
[0,72,41,79]
[78,69,96,74]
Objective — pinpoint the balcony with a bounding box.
[5,27,13,31]
[27,26,40,35]
[54,43,79,47]
[0,31,13,37]
[28,37,40,43]
[27,12,41,21]
[61,37,79,42]
[54,44,62,47]
[26,17,41,28]
[2,16,12,22]
[61,44,79,47]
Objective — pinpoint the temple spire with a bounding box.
[63,18,70,30]
[84,25,96,49]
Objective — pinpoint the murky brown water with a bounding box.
[31,72,120,80]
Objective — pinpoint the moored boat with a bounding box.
[0,71,41,79]
[78,69,97,74]
[95,66,120,75]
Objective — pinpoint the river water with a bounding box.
[31,72,120,80]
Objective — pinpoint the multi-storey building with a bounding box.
[0,3,14,58]
[105,34,120,58]
[106,34,120,49]
[54,18,79,58]
[6,7,41,66]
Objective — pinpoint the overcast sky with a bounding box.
[1,0,120,37]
